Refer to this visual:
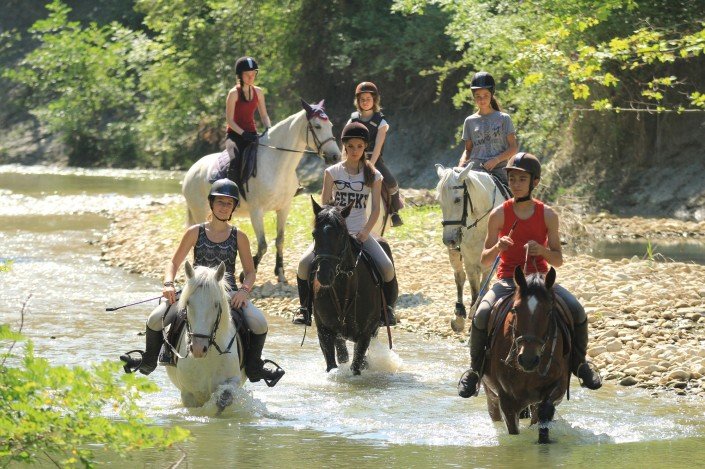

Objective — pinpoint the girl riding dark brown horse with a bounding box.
[482,266,570,443]
[310,200,382,375]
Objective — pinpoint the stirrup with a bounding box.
[119,349,144,374]
[261,359,285,387]
[457,369,480,398]
[390,212,404,227]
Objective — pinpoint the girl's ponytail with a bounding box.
[490,96,502,112]
[363,159,376,187]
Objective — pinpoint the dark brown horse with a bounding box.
[310,200,381,375]
[482,266,571,444]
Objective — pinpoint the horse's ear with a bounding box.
[300,98,313,115]
[215,261,226,282]
[340,202,354,219]
[436,164,446,178]
[513,265,527,292]
[545,267,556,290]
[185,260,195,279]
[317,99,325,109]
[458,164,473,180]
[311,195,323,216]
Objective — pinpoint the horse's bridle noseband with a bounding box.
[505,302,559,377]
[440,180,498,243]
[306,120,337,157]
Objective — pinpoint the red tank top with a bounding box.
[226,85,258,133]
[496,199,549,279]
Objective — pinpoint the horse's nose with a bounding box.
[517,351,539,371]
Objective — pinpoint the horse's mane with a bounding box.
[519,273,553,303]
[436,167,498,207]
[178,265,231,314]
[262,110,306,144]
[316,205,348,232]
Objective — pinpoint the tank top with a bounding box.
[326,162,381,234]
[193,224,238,289]
[497,199,549,279]
[226,85,258,134]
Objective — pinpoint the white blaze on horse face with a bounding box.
[527,295,539,316]
[188,287,216,358]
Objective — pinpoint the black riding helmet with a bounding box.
[505,152,541,202]
[470,71,496,95]
[235,56,258,77]
[208,178,240,220]
[341,121,369,143]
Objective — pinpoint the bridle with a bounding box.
[312,227,363,322]
[163,288,237,360]
[440,180,499,241]
[503,299,559,378]
[257,113,336,157]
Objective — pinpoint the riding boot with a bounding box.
[390,191,403,227]
[293,277,312,326]
[457,325,488,398]
[572,319,602,390]
[120,327,163,375]
[381,277,398,326]
[245,332,285,386]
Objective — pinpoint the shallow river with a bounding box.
[1,165,705,468]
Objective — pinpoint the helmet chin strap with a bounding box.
[514,180,534,203]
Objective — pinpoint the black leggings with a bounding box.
[226,131,248,160]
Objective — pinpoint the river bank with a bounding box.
[101,194,705,397]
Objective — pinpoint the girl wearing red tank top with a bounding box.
[457,153,602,398]
[225,56,272,159]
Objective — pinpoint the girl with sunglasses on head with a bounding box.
[293,122,398,327]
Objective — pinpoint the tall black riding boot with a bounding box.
[573,319,602,390]
[245,332,285,387]
[293,277,312,326]
[120,327,163,375]
[381,277,399,326]
[390,191,404,227]
[457,325,488,398]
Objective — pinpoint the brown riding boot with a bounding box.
[458,325,488,398]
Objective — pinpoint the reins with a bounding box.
[441,179,499,235]
[257,120,335,157]
[503,300,560,378]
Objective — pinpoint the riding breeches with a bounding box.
[297,235,395,283]
[372,157,398,191]
[472,279,586,331]
[146,292,268,335]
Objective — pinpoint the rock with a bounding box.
[625,320,640,329]
[588,346,607,357]
[620,376,638,386]
[667,369,691,381]
[605,340,623,352]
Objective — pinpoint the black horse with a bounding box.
[311,200,382,375]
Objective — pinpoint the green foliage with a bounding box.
[4,0,153,166]
[0,259,12,273]
[394,0,705,152]
[0,328,189,467]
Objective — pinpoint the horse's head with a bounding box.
[179,261,231,358]
[301,99,341,164]
[511,265,557,373]
[311,197,353,287]
[436,164,473,248]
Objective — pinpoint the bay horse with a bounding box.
[165,261,245,410]
[182,100,341,283]
[310,199,381,375]
[482,266,571,444]
[436,164,505,332]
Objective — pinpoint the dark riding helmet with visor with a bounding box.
[470,71,496,95]
[504,152,541,202]
[208,178,240,221]
[235,56,259,77]
[355,81,379,96]
[341,121,370,143]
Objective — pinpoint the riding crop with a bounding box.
[106,295,163,311]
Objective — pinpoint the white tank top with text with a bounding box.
[325,162,382,234]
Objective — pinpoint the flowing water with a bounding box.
[2,165,705,468]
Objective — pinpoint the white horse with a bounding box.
[182,99,341,282]
[436,164,506,332]
[165,261,244,409]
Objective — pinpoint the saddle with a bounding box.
[159,302,249,367]
[208,143,259,200]
[486,292,574,357]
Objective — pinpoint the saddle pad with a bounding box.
[488,294,514,352]
[208,150,231,183]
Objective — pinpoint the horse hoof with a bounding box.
[216,389,234,413]
[450,314,466,333]
[538,428,550,444]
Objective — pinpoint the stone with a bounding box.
[620,376,638,386]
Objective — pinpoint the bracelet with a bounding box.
[163,281,174,287]
[240,284,251,294]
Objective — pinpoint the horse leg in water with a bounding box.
[317,326,338,372]
[498,393,522,435]
[274,206,291,283]
[335,336,349,364]
[249,207,268,272]
[537,400,555,444]
[484,384,502,422]
[448,248,467,332]
[350,334,373,375]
